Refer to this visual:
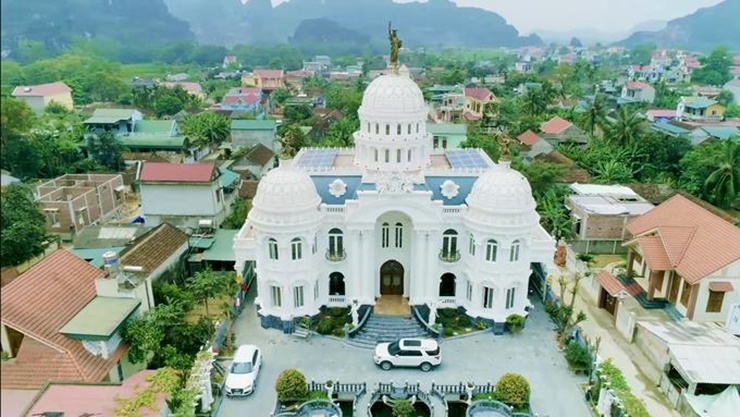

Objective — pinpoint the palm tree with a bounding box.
[704,138,740,208]
[606,107,643,147]
[522,89,549,117]
[580,93,608,136]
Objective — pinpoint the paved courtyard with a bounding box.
[217,291,592,417]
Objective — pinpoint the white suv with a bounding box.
[225,344,262,397]
[373,338,441,372]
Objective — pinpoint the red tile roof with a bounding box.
[464,87,493,101]
[254,69,284,79]
[517,130,541,146]
[540,116,573,135]
[626,81,650,90]
[139,162,216,183]
[595,271,629,297]
[0,249,124,389]
[25,370,165,417]
[223,87,262,105]
[12,82,71,97]
[626,195,740,283]
[162,81,203,95]
[463,111,481,122]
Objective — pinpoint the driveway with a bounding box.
[217,292,592,417]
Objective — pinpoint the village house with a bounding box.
[435,87,465,123]
[284,70,314,88]
[621,81,656,104]
[162,81,205,101]
[723,79,740,105]
[646,109,678,123]
[215,87,264,114]
[628,65,661,83]
[538,116,588,146]
[427,123,468,150]
[138,162,240,229]
[462,87,495,122]
[515,61,534,74]
[70,224,149,268]
[566,184,655,254]
[83,108,144,136]
[230,119,277,151]
[11,81,73,112]
[242,70,284,91]
[516,130,554,162]
[222,55,237,68]
[623,195,740,323]
[689,125,740,145]
[676,97,725,122]
[231,143,275,179]
[0,250,143,390]
[35,173,125,238]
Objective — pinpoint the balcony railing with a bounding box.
[327,295,346,306]
[438,296,456,306]
[439,249,461,263]
[325,249,346,262]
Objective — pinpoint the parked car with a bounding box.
[373,338,441,372]
[225,344,262,397]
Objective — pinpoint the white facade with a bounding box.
[233,72,555,325]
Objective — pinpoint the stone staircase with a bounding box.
[349,314,431,349]
[615,274,667,309]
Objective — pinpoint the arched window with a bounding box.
[374,148,379,162]
[416,123,420,133]
[407,149,412,162]
[385,124,390,135]
[396,149,402,163]
[439,273,456,297]
[328,228,344,258]
[397,124,402,135]
[469,234,476,255]
[268,238,279,260]
[291,238,303,260]
[407,124,411,134]
[442,229,458,260]
[384,149,390,163]
[381,222,390,248]
[485,239,498,262]
[375,124,379,134]
[395,222,403,248]
[329,272,346,295]
[510,240,521,262]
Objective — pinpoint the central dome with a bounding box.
[358,73,427,119]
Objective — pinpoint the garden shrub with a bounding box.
[275,369,308,402]
[505,314,526,334]
[598,360,650,417]
[565,341,591,370]
[494,373,530,408]
[153,281,194,310]
[391,398,414,417]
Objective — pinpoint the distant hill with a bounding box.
[534,20,667,45]
[619,0,740,50]
[289,18,371,55]
[165,0,541,49]
[1,0,194,56]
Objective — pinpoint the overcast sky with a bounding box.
[267,0,724,33]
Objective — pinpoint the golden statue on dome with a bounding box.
[494,131,514,162]
[388,22,402,72]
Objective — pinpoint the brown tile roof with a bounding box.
[139,162,216,183]
[626,195,740,283]
[517,130,541,146]
[595,271,629,297]
[12,82,71,97]
[0,250,123,389]
[463,87,493,101]
[636,236,673,271]
[245,143,275,166]
[254,69,284,79]
[540,116,573,135]
[118,223,188,275]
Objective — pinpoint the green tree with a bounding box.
[726,104,740,119]
[186,269,227,316]
[606,107,643,147]
[318,116,358,147]
[222,198,250,229]
[579,94,608,136]
[536,187,573,240]
[717,90,734,107]
[180,112,230,146]
[324,82,362,115]
[461,130,500,162]
[283,104,314,124]
[692,47,733,86]
[154,94,184,117]
[522,89,549,118]
[275,369,308,402]
[630,44,656,66]
[15,40,48,64]
[0,184,52,267]
[270,88,291,106]
[278,124,309,155]
[703,138,740,208]
[495,373,531,408]
[521,161,567,195]
[86,131,126,171]
[121,314,165,364]
[593,160,633,184]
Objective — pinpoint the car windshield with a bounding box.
[388,342,401,355]
[231,361,253,374]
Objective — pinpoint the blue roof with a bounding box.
[650,122,691,136]
[310,175,363,205]
[219,168,241,188]
[445,149,490,169]
[701,126,739,140]
[424,176,478,206]
[684,97,718,109]
[71,247,126,268]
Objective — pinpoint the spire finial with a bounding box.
[388,22,402,74]
[494,131,514,163]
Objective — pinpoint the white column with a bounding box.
[348,230,362,301]
[420,230,433,303]
[410,230,426,304]
[361,230,375,304]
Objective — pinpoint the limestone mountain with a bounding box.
[165,0,541,48]
[619,0,740,50]
[1,0,194,56]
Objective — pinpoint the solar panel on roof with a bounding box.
[445,149,489,169]
[296,149,338,169]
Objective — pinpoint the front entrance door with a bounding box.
[380,260,404,295]
[599,289,617,315]
[668,274,681,304]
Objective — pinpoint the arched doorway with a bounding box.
[439,273,456,297]
[379,260,404,295]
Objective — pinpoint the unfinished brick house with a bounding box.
[35,174,125,237]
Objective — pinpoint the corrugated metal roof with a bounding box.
[202,229,238,262]
[230,120,276,131]
[427,123,467,135]
[60,297,140,338]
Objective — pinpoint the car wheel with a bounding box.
[380,361,392,371]
[420,362,432,372]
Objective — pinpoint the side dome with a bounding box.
[248,159,322,226]
[466,162,537,218]
[358,73,427,119]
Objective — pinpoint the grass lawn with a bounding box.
[119,63,199,80]
[591,255,626,269]
[185,293,233,323]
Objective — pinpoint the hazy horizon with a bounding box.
[264,0,724,33]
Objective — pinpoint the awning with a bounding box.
[709,281,734,292]
[596,271,628,297]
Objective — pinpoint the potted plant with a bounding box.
[505,314,526,334]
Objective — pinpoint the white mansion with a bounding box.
[233,71,555,330]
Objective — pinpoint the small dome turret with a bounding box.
[248,159,321,226]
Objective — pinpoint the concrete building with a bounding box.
[231,120,277,151]
[11,82,73,112]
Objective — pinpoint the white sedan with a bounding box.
[225,344,262,397]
